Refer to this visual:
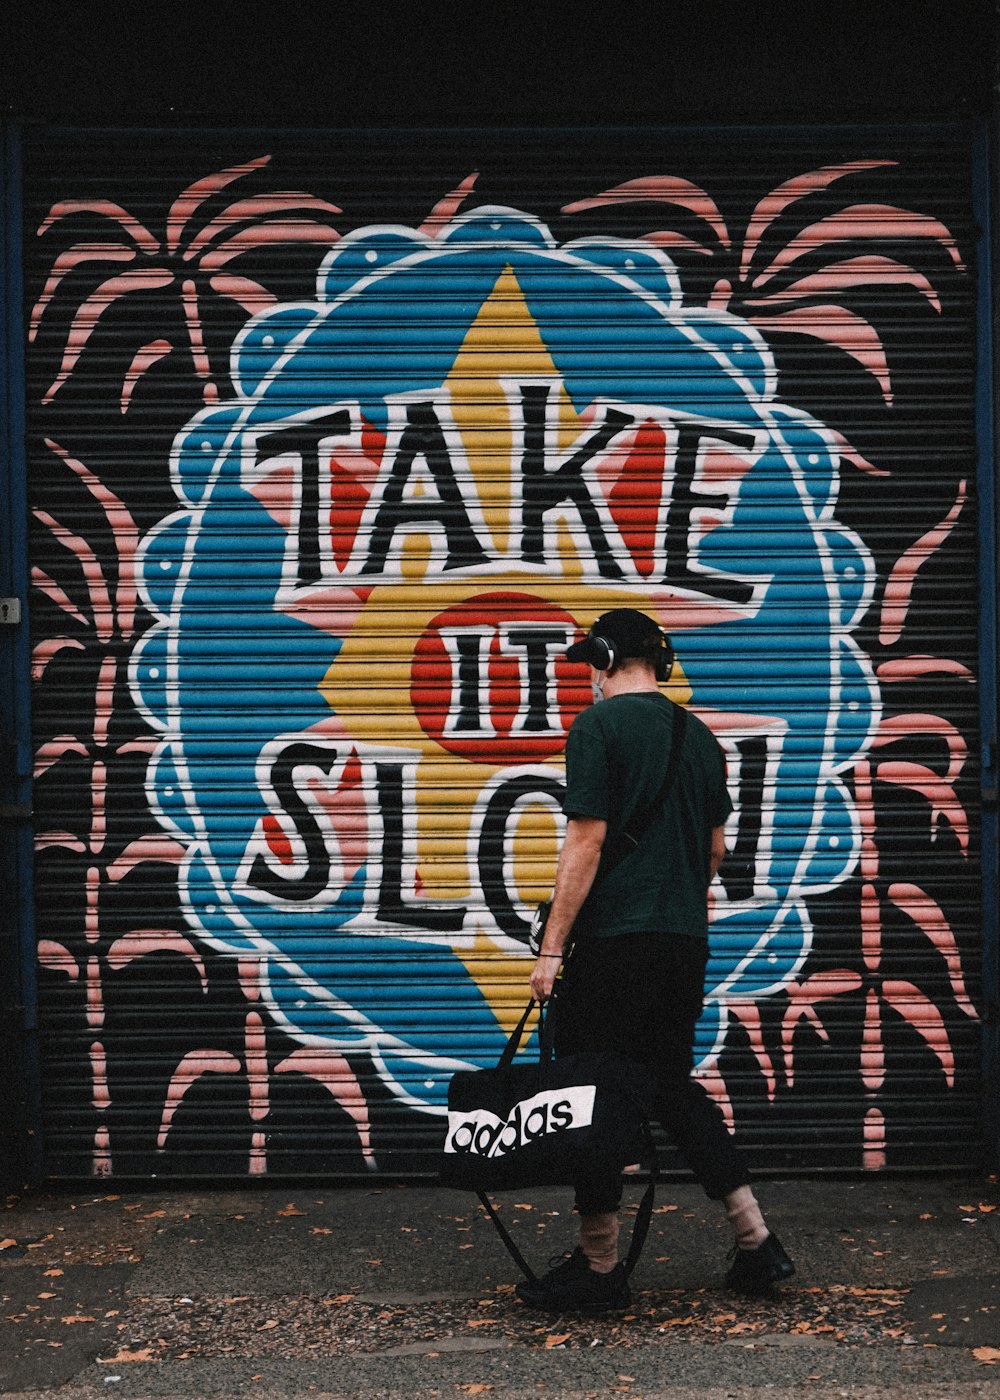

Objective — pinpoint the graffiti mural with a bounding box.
[25,139,980,1176]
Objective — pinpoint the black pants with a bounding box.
[553,931,751,1214]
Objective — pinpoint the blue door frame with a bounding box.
[975,122,1000,1168]
[0,123,43,1188]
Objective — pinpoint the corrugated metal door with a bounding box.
[23,127,982,1178]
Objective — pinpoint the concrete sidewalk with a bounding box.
[2,1172,1000,1399]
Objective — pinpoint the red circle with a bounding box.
[410,592,590,764]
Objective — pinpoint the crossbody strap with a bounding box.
[602,703,689,877]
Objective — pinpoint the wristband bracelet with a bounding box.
[536,953,562,959]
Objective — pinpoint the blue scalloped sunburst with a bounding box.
[130,207,879,1114]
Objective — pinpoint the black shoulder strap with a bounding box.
[603,703,689,876]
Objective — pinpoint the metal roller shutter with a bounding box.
[23,126,982,1178]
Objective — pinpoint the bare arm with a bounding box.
[529,815,606,1002]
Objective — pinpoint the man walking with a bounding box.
[519,608,793,1313]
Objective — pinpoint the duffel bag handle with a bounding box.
[497,997,556,1070]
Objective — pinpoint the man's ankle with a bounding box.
[580,1211,620,1273]
[724,1185,768,1250]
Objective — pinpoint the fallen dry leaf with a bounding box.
[257,1319,279,1331]
[43,1268,64,1277]
[102,1348,156,1362]
[545,1332,571,1348]
[456,1387,493,1395]
[978,1203,998,1213]
[38,1292,57,1300]
[61,1315,96,1324]
[310,1227,333,1235]
[325,1294,356,1304]
[973,1346,1000,1365]
[277,1204,304,1217]
[0,1238,18,1250]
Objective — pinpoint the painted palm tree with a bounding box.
[29,154,342,412]
[563,160,964,411]
[560,163,973,1162]
[32,437,375,1175]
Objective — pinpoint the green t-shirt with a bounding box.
[563,692,733,940]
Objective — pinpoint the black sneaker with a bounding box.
[725,1232,795,1295]
[515,1247,631,1314]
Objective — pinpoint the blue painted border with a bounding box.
[973,122,999,1169]
[0,123,42,1187]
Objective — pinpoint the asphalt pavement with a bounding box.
[3,1170,1000,1399]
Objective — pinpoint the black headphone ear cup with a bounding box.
[591,634,614,672]
[654,635,674,682]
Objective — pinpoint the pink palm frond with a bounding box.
[563,176,730,249]
[158,1050,242,1149]
[38,200,160,250]
[38,940,80,978]
[30,565,90,627]
[274,1048,376,1167]
[105,834,186,875]
[41,268,174,403]
[879,479,967,644]
[29,245,137,342]
[872,756,969,851]
[166,154,272,255]
[739,161,896,279]
[727,1001,777,1099]
[642,229,719,256]
[744,254,942,311]
[827,428,889,478]
[31,636,85,681]
[419,172,480,236]
[880,980,955,1086]
[693,1062,735,1131]
[32,507,114,641]
[184,191,343,259]
[121,339,173,413]
[752,205,964,288]
[782,970,863,1086]
[196,220,343,271]
[755,304,893,405]
[563,163,964,413]
[885,883,977,1016]
[106,930,208,992]
[877,656,975,683]
[35,830,87,852]
[207,275,278,317]
[43,439,140,633]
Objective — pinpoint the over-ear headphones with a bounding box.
[652,631,675,683]
[586,627,674,681]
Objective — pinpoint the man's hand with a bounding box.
[529,951,562,1003]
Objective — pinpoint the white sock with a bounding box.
[724,1185,768,1250]
[579,1212,620,1273]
